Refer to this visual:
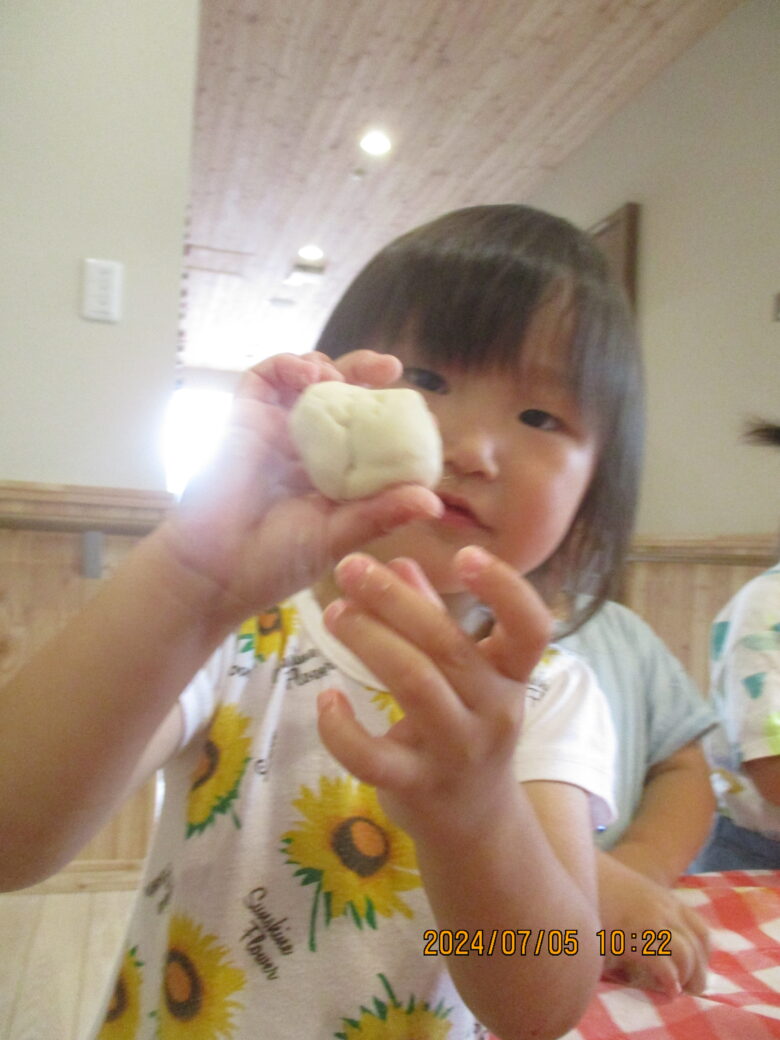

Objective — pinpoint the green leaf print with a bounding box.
[711,621,730,659]
[743,673,766,699]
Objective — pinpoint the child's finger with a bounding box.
[628,926,705,997]
[333,350,402,388]
[323,487,442,565]
[387,557,446,611]
[645,957,682,998]
[609,958,681,997]
[236,352,342,409]
[316,688,417,787]
[331,554,495,713]
[454,546,552,681]
[680,925,710,995]
[322,599,468,733]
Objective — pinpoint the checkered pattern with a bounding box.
[565,871,780,1039]
[487,871,780,1040]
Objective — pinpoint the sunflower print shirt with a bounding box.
[90,588,616,1040]
[704,563,780,839]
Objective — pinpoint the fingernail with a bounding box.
[323,598,347,628]
[456,545,492,580]
[392,489,443,523]
[317,688,339,713]
[335,554,371,584]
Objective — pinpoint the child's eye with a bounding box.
[403,367,448,394]
[519,408,560,431]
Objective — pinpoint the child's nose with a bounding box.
[442,424,500,479]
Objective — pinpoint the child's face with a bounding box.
[359,309,599,598]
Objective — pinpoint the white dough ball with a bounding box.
[289,381,443,500]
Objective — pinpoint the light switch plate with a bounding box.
[82,258,123,322]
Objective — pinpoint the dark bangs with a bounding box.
[318,205,583,371]
[315,204,644,632]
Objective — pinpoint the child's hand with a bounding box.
[158,350,442,623]
[316,546,552,842]
[598,856,710,996]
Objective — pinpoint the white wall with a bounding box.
[0,1,199,490]
[529,0,779,538]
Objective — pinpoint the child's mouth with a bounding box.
[438,494,486,530]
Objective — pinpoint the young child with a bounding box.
[561,599,714,994]
[0,205,643,1040]
[692,420,780,870]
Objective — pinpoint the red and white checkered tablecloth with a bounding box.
[562,870,780,1040]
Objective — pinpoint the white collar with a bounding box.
[292,587,385,689]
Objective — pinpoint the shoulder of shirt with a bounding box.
[534,642,595,682]
[715,564,780,621]
[558,596,658,650]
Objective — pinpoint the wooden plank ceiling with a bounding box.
[182,0,741,372]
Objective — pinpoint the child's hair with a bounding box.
[315,204,644,632]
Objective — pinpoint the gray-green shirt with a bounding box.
[559,599,716,850]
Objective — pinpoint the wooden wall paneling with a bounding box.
[0,483,172,881]
[0,480,173,535]
[621,537,776,693]
[0,892,41,1036]
[0,527,157,869]
[0,887,136,1040]
[1,482,776,889]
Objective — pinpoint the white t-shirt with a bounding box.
[89,590,616,1040]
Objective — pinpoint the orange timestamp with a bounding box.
[596,929,672,957]
[423,928,674,957]
[423,928,581,957]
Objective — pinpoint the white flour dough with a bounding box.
[289,382,442,500]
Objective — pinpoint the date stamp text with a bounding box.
[422,928,672,957]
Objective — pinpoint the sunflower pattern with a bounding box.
[370,646,557,724]
[335,973,453,1039]
[186,705,252,836]
[237,603,297,662]
[157,915,245,1040]
[369,688,404,725]
[281,776,421,950]
[92,588,605,1038]
[96,946,143,1040]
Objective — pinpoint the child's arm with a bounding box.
[744,755,780,804]
[596,742,713,994]
[0,350,441,892]
[607,741,715,884]
[317,548,602,1040]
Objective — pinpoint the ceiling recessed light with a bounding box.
[297,244,325,263]
[284,264,325,287]
[359,129,392,156]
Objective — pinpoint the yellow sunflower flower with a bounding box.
[96,946,143,1040]
[370,689,404,725]
[157,915,244,1040]
[336,974,453,1039]
[281,776,421,950]
[539,646,558,668]
[237,603,297,661]
[186,705,252,836]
